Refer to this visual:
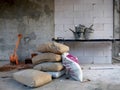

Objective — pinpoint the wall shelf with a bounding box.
[52,38,120,42]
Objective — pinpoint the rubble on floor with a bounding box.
[0,63,33,72]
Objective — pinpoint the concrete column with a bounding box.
[113,0,120,57]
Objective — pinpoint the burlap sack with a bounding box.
[32,53,61,64]
[37,42,69,54]
[34,62,64,72]
[13,69,52,87]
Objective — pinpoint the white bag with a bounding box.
[47,70,65,78]
[62,53,83,82]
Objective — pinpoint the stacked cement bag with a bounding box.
[32,53,61,65]
[34,62,64,72]
[37,42,69,54]
[13,69,52,88]
[33,42,70,78]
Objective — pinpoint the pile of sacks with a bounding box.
[32,42,69,78]
[13,42,69,88]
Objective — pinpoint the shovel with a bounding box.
[9,34,22,65]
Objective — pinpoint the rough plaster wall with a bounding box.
[55,0,113,64]
[113,0,120,57]
[0,0,54,61]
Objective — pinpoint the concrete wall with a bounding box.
[55,0,113,64]
[0,0,54,61]
[113,0,120,57]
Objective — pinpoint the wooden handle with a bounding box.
[13,34,22,54]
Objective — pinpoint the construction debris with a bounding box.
[0,63,33,72]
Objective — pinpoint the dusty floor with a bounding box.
[0,61,120,90]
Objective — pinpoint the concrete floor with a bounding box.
[0,61,120,90]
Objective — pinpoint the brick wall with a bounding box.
[55,0,113,64]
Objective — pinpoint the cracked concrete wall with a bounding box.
[0,0,54,61]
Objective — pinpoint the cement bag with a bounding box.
[37,42,69,54]
[62,53,83,82]
[13,69,52,87]
[34,62,64,72]
[32,53,61,64]
[47,70,65,78]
